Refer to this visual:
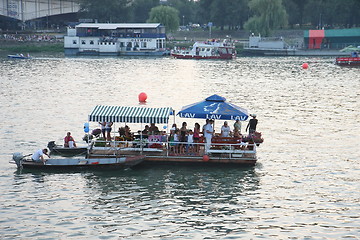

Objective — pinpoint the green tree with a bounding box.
[303,0,360,28]
[196,0,249,30]
[147,5,180,32]
[197,0,213,25]
[79,0,130,23]
[129,0,159,23]
[283,0,308,28]
[244,0,288,36]
[166,0,198,26]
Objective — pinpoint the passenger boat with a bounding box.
[64,23,169,56]
[47,141,88,156]
[8,54,32,59]
[171,39,236,59]
[335,57,360,66]
[10,152,144,170]
[86,95,262,166]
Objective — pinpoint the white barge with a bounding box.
[64,23,168,56]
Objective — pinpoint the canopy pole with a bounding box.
[173,110,175,125]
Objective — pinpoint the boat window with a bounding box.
[157,39,163,49]
[120,42,125,47]
[72,40,77,45]
[81,40,86,45]
[90,40,94,45]
[141,42,147,48]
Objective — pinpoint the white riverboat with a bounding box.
[64,23,168,56]
[171,39,236,59]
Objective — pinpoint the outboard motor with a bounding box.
[47,141,56,151]
[12,152,24,168]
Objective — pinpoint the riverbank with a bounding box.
[0,40,63,53]
[0,29,346,56]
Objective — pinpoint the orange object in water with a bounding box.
[202,155,209,162]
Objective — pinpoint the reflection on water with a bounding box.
[0,55,359,239]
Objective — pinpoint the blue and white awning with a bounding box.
[177,94,249,121]
[88,105,172,124]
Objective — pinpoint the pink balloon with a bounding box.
[302,63,309,69]
[138,92,147,102]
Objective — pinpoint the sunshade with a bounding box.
[88,105,172,124]
[177,94,249,121]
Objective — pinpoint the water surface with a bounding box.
[0,54,359,239]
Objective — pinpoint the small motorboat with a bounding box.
[47,141,88,156]
[10,152,145,170]
[8,54,32,59]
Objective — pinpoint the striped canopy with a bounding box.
[88,105,172,124]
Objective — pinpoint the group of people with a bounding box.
[99,122,113,141]
[168,114,258,154]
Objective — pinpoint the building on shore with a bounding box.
[304,28,360,50]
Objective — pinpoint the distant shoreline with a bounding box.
[0,40,63,53]
[0,29,306,54]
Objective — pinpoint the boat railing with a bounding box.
[89,138,257,157]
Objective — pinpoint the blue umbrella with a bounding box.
[177,94,249,121]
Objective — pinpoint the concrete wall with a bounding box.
[0,0,80,21]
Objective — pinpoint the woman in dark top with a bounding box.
[179,122,188,154]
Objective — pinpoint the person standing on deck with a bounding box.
[105,122,113,141]
[234,120,242,134]
[246,114,258,134]
[204,119,214,153]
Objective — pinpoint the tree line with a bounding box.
[78,0,360,36]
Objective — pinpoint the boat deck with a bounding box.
[89,138,258,166]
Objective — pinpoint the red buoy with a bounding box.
[138,92,147,102]
[203,155,209,162]
[302,63,309,69]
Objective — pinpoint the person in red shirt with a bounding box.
[64,132,77,148]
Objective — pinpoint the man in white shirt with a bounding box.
[31,148,50,164]
[203,119,214,153]
[221,121,231,137]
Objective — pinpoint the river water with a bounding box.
[0,54,359,239]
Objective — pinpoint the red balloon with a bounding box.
[203,155,209,162]
[302,63,309,69]
[138,92,147,102]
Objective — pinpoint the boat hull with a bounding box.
[16,155,144,170]
[50,147,88,156]
[171,53,234,60]
[65,48,169,57]
[8,55,32,59]
[47,141,88,156]
[335,57,360,66]
[144,155,256,166]
[90,147,257,166]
